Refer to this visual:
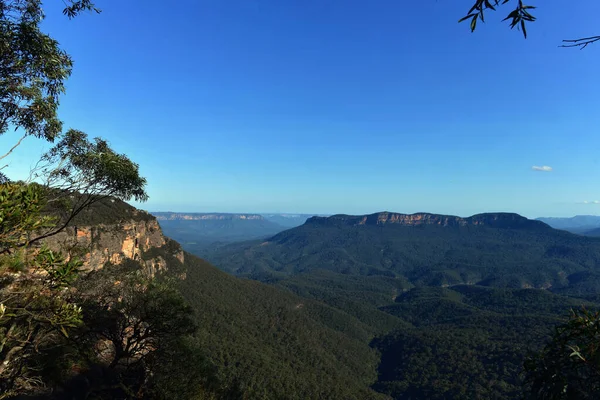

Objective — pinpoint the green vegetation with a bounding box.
[372,286,593,399]
[524,308,600,399]
[205,216,600,297]
[63,261,224,399]
[202,214,600,399]
[0,186,228,399]
[2,0,599,397]
[0,1,198,398]
[177,253,387,400]
[6,189,599,398]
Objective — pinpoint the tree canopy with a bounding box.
[524,307,600,399]
[0,1,99,143]
[0,2,158,397]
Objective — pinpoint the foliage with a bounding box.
[146,337,225,400]
[459,0,600,48]
[0,249,223,399]
[15,129,150,246]
[177,253,387,400]
[204,219,600,297]
[0,0,148,250]
[1,0,68,140]
[78,267,195,369]
[0,146,147,398]
[51,262,221,399]
[0,0,99,141]
[0,1,154,398]
[524,307,600,399]
[186,240,599,399]
[0,182,54,253]
[203,218,600,399]
[370,286,592,399]
[39,129,148,204]
[0,245,83,399]
[53,195,156,227]
[0,181,82,397]
[459,0,536,38]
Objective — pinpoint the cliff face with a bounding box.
[306,212,551,231]
[153,212,264,221]
[42,200,185,275]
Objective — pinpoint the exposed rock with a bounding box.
[39,198,186,277]
[43,218,166,272]
[306,211,551,231]
[153,212,264,221]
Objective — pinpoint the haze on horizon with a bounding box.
[1,0,599,218]
[150,209,600,222]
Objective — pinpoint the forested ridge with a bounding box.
[200,213,600,399]
[206,214,600,298]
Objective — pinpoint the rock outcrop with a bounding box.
[41,199,184,275]
[306,211,551,231]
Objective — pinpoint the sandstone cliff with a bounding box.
[153,212,264,221]
[41,198,185,275]
[306,211,551,230]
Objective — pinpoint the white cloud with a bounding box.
[581,200,600,205]
[532,165,553,172]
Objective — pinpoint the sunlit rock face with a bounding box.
[305,212,551,230]
[41,201,185,276]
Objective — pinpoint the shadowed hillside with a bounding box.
[200,211,600,398]
[205,212,600,297]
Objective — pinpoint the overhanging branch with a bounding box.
[561,35,600,49]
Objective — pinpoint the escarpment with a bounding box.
[305,211,551,230]
[153,212,265,221]
[41,198,185,275]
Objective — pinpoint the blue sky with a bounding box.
[2,0,600,217]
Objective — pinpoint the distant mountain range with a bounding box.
[198,210,600,398]
[262,213,329,227]
[154,212,264,221]
[536,215,600,235]
[311,211,550,230]
[205,211,600,296]
[151,212,328,255]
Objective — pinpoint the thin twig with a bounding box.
[0,134,27,161]
[561,35,600,50]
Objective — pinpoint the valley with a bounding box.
[152,212,318,256]
[2,1,598,398]
[172,210,600,398]
[5,195,600,398]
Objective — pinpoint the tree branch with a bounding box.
[561,36,600,49]
[0,134,27,161]
[26,194,98,244]
[0,192,109,254]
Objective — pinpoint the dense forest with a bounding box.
[199,212,600,398]
[204,213,600,298]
